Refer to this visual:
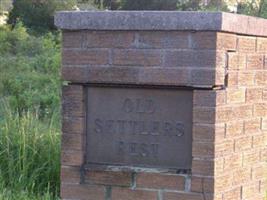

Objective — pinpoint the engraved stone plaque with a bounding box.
[86,86,192,169]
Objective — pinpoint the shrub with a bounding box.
[0,22,61,199]
[237,0,267,19]
[8,0,76,34]
[0,22,61,119]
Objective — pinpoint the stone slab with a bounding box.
[55,11,267,37]
[85,86,192,169]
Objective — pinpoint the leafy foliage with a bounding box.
[237,0,267,18]
[0,0,12,12]
[120,0,177,10]
[0,23,61,199]
[92,0,181,10]
[0,22,61,118]
[91,0,229,11]
[7,0,76,34]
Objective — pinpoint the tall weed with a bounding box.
[0,99,60,198]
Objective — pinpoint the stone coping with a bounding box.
[55,11,267,37]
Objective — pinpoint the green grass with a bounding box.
[0,189,60,200]
[0,23,61,199]
[0,100,61,199]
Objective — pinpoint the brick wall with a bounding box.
[57,12,267,200]
[218,34,267,200]
[61,30,220,200]
[61,31,224,87]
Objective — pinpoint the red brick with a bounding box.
[234,136,252,152]
[215,139,234,157]
[84,170,132,186]
[63,31,83,48]
[227,52,238,69]
[193,107,216,124]
[136,173,184,190]
[192,142,214,158]
[62,84,83,98]
[61,183,105,200]
[260,147,267,161]
[112,49,161,66]
[163,192,204,200]
[252,164,266,180]
[61,133,83,151]
[261,118,267,130]
[83,31,134,48]
[63,49,109,65]
[193,90,216,106]
[215,173,233,192]
[215,106,233,122]
[247,54,264,69]
[138,31,189,49]
[193,123,225,142]
[223,153,242,171]
[62,116,84,134]
[226,71,238,87]
[263,89,267,100]
[259,179,266,193]
[226,121,243,138]
[61,166,81,183]
[61,150,83,166]
[227,52,246,70]
[244,118,261,134]
[217,32,237,50]
[61,65,89,82]
[214,158,224,175]
[193,90,225,107]
[252,134,265,148]
[226,88,246,103]
[257,37,267,53]
[62,85,84,118]
[140,67,191,85]
[216,51,227,68]
[238,71,255,86]
[254,103,267,117]
[246,87,263,102]
[232,104,253,119]
[192,159,214,176]
[232,167,251,185]
[242,182,259,199]
[164,50,219,68]
[112,188,157,200]
[191,177,214,193]
[237,36,256,52]
[190,176,202,192]
[243,150,260,166]
[223,187,241,200]
[255,71,267,85]
[190,32,216,49]
[204,194,223,200]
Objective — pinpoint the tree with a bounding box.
[236,0,267,19]
[91,0,226,11]
[0,0,12,12]
[258,0,267,18]
[8,0,76,34]
[91,0,177,10]
[120,0,177,10]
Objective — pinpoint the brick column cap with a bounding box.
[55,11,267,37]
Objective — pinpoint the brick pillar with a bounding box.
[55,12,267,200]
